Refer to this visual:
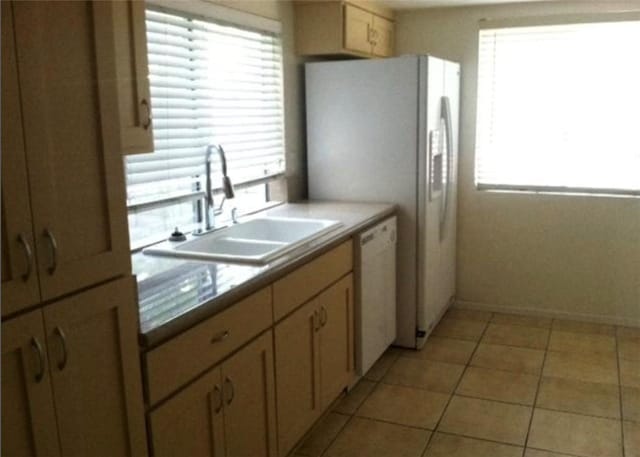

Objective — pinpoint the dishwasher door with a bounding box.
[355,216,397,376]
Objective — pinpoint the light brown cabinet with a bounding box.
[275,273,355,457]
[295,1,394,58]
[150,331,277,457]
[1,0,133,314]
[1,277,147,457]
[1,0,41,316]
[110,0,154,154]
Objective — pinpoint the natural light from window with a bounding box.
[475,20,640,196]
[126,8,285,249]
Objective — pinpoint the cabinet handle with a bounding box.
[224,376,234,405]
[212,384,223,414]
[54,326,68,371]
[43,229,58,275]
[17,234,33,281]
[31,337,45,383]
[320,306,328,327]
[211,330,229,344]
[313,310,320,332]
[141,98,151,130]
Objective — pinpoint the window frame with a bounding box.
[474,14,640,198]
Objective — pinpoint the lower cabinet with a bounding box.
[150,330,277,457]
[1,276,147,457]
[275,274,355,457]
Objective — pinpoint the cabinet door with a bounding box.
[343,4,372,55]
[150,366,225,457]
[222,331,277,457]
[43,276,147,457]
[274,299,321,457]
[111,0,154,154]
[13,1,130,301]
[319,274,355,408]
[2,310,60,457]
[1,0,41,315]
[372,15,394,57]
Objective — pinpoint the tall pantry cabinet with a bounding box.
[1,1,150,456]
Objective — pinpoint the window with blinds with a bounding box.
[475,20,640,196]
[126,7,285,248]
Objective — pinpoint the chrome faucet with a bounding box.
[196,144,235,235]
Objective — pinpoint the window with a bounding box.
[475,19,640,196]
[126,7,285,249]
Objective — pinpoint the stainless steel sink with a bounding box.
[143,216,342,264]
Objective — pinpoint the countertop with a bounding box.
[133,201,395,348]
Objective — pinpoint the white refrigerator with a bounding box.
[305,55,460,349]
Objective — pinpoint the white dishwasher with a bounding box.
[355,216,397,376]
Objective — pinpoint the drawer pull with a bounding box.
[54,326,68,370]
[320,306,328,327]
[17,234,33,281]
[211,330,229,344]
[212,384,223,414]
[31,337,45,383]
[224,376,234,405]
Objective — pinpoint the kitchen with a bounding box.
[2,1,639,457]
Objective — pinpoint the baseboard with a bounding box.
[455,299,640,328]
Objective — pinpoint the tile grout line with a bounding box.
[520,316,554,456]
[419,314,494,456]
[615,329,627,457]
[317,352,400,457]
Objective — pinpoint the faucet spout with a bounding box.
[199,144,235,235]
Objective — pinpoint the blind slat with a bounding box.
[475,21,640,194]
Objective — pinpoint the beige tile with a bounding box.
[297,413,349,457]
[528,409,622,457]
[524,450,575,457]
[333,379,376,415]
[625,420,640,457]
[356,383,449,429]
[445,308,493,322]
[324,417,430,457]
[482,323,549,350]
[624,387,640,423]
[619,326,640,339]
[383,357,464,393]
[424,433,522,457]
[439,396,532,446]
[536,377,620,419]
[621,358,640,388]
[619,337,640,361]
[543,351,618,385]
[471,343,545,375]
[552,319,615,336]
[364,349,399,381]
[548,330,616,356]
[456,366,539,405]
[492,313,552,329]
[404,336,476,365]
[431,316,487,341]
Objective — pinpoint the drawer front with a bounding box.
[273,241,353,321]
[145,287,272,405]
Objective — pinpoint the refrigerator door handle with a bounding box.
[440,96,453,240]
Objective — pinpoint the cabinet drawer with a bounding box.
[145,287,272,405]
[273,241,353,321]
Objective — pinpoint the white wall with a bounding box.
[396,1,640,325]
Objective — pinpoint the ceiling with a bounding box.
[380,0,552,9]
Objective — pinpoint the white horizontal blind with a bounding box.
[476,20,640,195]
[125,7,285,207]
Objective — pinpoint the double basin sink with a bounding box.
[143,216,342,265]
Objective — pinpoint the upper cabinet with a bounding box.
[295,1,395,58]
[110,0,154,154]
[1,0,134,313]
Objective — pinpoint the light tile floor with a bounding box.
[293,309,640,457]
